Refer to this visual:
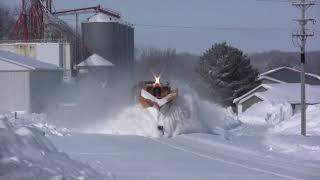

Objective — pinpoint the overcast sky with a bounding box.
[3,0,320,54]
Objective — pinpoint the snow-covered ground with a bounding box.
[50,132,320,180]
[50,84,320,180]
[1,81,320,180]
[0,114,108,180]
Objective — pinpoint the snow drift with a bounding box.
[271,104,320,136]
[0,115,108,180]
[239,101,293,125]
[88,83,240,137]
[239,100,320,136]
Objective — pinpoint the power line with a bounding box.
[59,18,320,33]
[59,18,293,31]
[135,24,319,34]
[134,24,293,31]
[256,0,320,4]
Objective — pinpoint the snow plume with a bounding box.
[0,115,108,179]
[88,82,240,137]
[45,73,135,131]
[44,69,239,137]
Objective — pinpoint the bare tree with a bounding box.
[135,47,177,80]
[134,47,199,83]
[0,3,16,39]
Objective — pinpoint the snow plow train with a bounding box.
[134,76,178,135]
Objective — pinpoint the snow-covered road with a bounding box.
[51,133,320,180]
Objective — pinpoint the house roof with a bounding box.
[235,83,320,105]
[259,66,320,80]
[77,54,114,67]
[0,50,60,71]
[257,76,284,83]
[233,84,270,103]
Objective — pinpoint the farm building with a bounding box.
[0,50,63,113]
[77,53,115,88]
[0,42,72,78]
[234,67,320,114]
[0,42,72,70]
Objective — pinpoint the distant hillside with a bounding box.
[249,50,320,75]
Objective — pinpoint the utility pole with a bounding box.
[74,12,79,75]
[292,0,315,136]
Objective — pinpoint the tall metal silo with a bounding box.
[82,13,134,71]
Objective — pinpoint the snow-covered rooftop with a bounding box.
[0,50,60,70]
[86,13,133,27]
[261,83,320,104]
[88,13,120,23]
[77,54,114,67]
[235,83,320,105]
[259,66,320,80]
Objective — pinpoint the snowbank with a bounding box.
[239,102,320,159]
[0,115,108,180]
[271,104,320,136]
[88,83,240,137]
[239,101,293,125]
[5,113,71,137]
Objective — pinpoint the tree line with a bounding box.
[135,43,320,108]
[135,43,260,108]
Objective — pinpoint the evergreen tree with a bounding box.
[197,42,260,106]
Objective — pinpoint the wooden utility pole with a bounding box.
[292,0,315,136]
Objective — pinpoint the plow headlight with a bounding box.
[154,76,161,85]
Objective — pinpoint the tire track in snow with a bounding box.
[151,138,302,180]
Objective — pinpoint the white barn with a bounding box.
[0,50,63,113]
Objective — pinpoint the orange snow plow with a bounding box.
[135,77,178,110]
[133,76,178,135]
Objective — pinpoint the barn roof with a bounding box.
[0,50,60,71]
[259,66,320,81]
[234,83,320,105]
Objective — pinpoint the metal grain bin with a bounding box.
[82,14,134,72]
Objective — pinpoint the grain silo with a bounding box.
[82,13,134,72]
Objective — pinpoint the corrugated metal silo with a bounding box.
[82,13,134,72]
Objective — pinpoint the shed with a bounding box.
[0,50,63,113]
[233,83,320,114]
[77,53,114,68]
[76,53,115,87]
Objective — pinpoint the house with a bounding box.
[0,50,63,113]
[258,66,320,85]
[234,67,320,114]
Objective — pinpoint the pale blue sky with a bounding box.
[3,0,320,54]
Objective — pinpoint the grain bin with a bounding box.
[82,13,134,71]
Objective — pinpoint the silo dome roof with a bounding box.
[77,54,114,67]
[88,13,119,23]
